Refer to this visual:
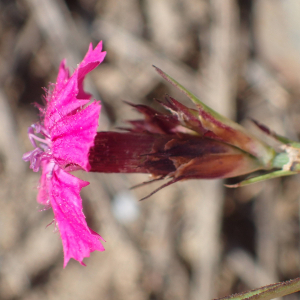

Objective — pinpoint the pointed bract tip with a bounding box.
[139,178,178,201]
[153,66,168,80]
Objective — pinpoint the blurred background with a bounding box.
[1,0,300,299]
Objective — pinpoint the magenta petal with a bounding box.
[44,41,105,129]
[44,78,90,130]
[49,167,105,267]
[37,160,52,205]
[80,42,106,70]
[51,101,101,170]
[24,41,106,267]
[55,59,70,92]
[77,42,106,100]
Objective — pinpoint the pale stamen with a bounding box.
[23,123,52,172]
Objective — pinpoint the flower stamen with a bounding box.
[23,124,52,172]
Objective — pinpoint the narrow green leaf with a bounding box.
[215,277,300,300]
[225,170,297,188]
[153,65,230,122]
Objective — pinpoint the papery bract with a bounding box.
[88,68,279,200]
[48,164,104,267]
[89,96,264,200]
[23,42,106,267]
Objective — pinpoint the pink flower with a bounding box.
[23,42,106,267]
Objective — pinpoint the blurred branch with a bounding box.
[92,19,201,100]
[201,0,239,119]
[24,0,110,128]
[24,0,83,66]
[0,90,24,175]
[255,183,279,286]
[190,1,239,299]
[227,249,278,289]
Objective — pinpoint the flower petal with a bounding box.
[44,74,89,130]
[80,42,106,70]
[51,101,101,171]
[37,160,52,206]
[44,41,106,129]
[49,166,105,267]
[55,59,70,92]
[77,42,106,99]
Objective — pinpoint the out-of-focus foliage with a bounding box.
[1,0,300,300]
